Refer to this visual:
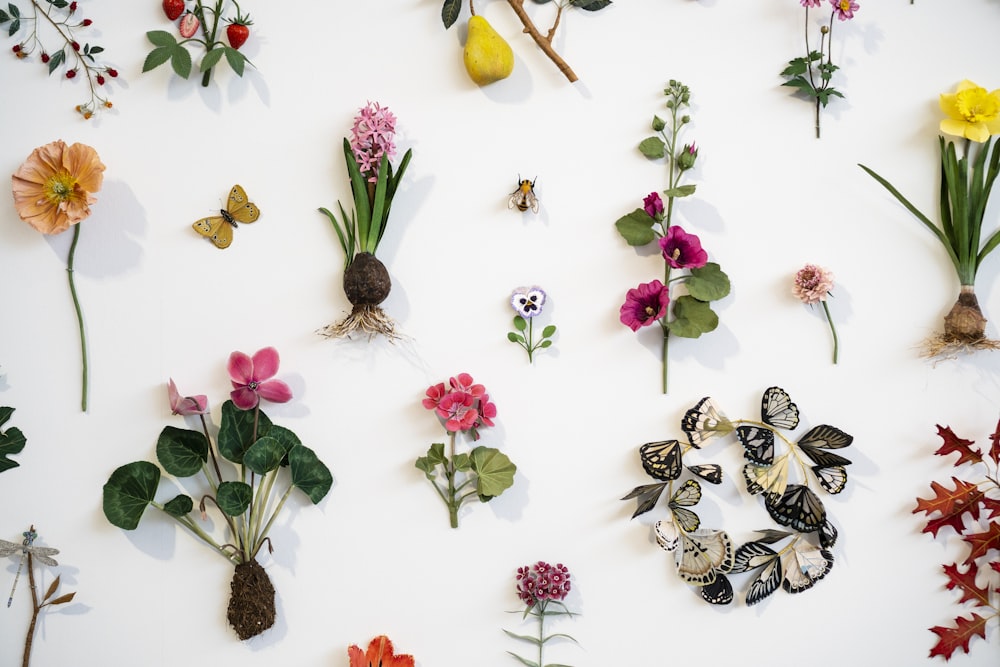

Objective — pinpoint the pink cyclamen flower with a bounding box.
[227,347,293,410]
[168,378,208,416]
[830,0,858,20]
[620,280,670,332]
[516,562,571,607]
[438,391,479,432]
[643,192,664,220]
[793,264,834,304]
[659,225,708,269]
[350,101,398,183]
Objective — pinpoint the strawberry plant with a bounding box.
[224,4,251,50]
[913,421,1000,660]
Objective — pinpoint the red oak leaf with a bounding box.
[348,636,415,667]
[983,496,1000,520]
[963,521,1000,564]
[929,614,988,660]
[990,418,1000,466]
[935,425,983,466]
[990,561,1000,574]
[913,478,985,536]
[942,562,991,607]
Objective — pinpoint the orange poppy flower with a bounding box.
[347,636,414,667]
[11,140,105,235]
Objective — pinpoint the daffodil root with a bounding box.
[227,560,276,641]
[922,287,1000,357]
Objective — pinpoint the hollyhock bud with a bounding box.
[678,142,698,171]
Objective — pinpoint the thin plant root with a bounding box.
[318,304,399,341]
[921,334,1000,359]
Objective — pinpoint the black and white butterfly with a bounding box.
[675,529,734,586]
[737,425,775,465]
[732,541,782,606]
[622,482,669,519]
[681,397,732,447]
[686,463,723,485]
[765,484,827,532]
[761,386,799,430]
[797,424,853,494]
[668,479,702,532]
[639,440,683,481]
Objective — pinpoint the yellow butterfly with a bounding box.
[192,184,260,249]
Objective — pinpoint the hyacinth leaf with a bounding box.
[615,208,657,246]
[471,446,516,500]
[663,184,696,198]
[441,0,462,28]
[668,296,719,338]
[163,494,193,518]
[218,400,273,464]
[513,316,528,332]
[156,426,208,478]
[103,461,161,530]
[367,154,390,252]
[686,262,731,301]
[0,406,26,474]
[289,444,333,504]
[217,481,253,516]
[639,137,666,159]
[244,436,288,475]
[344,138,373,254]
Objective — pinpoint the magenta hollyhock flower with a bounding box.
[659,225,708,269]
[829,0,858,20]
[643,192,664,220]
[168,378,208,416]
[438,391,479,432]
[350,101,397,183]
[620,280,670,332]
[422,382,447,411]
[227,347,293,410]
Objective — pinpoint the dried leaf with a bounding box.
[42,575,60,602]
[942,562,990,607]
[928,614,988,660]
[990,418,1000,466]
[962,522,1000,564]
[934,425,983,466]
[46,592,76,606]
[913,477,985,536]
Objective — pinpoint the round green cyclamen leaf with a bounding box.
[156,426,208,478]
[218,400,273,464]
[470,446,516,499]
[513,316,528,332]
[216,481,253,517]
[103,461,160,530]
[686,262,731,302]
[163,494,193,518]
[639,136,666,159]
[288,444,333,504]
[244,436,286,475]
[668,296,719,338]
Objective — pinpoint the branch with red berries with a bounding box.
[147,0,253,88]
[912,421,1000,661]
[1,0,118,118]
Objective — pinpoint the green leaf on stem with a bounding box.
[539,340,553,348]
[651,115,666,131]
[163,494,194,517]
[0,406,26,474]
[668,296,719,338]
[506,652,540,667]
[471,446,516,500]
[615,208,656,246]
[289,444,333,504]
[7,18,17,35]
[170,44,192,78]
[639,136,666,159]
[217,481,252,516]
[224,46,246,77]
[146,30,176,48]
[782,76,817,98]
[244,436,287,475]
[508,332,525,344]
[504,629,542,645]
[218,400,273,464]
[47,49,65,75]
[142,47,172,73]
[200,46,224,72]
[686,262,731,301]
[156,426,208,478]
[102,461,160,530]
[541,325,557,338]
[663,184,696,198]
[441,0,462,28]
[513,315,528,332]
[454,452,472,472]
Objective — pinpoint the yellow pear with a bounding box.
[463,15,514,86]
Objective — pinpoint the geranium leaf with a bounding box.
[942,562,991,607]
[102,461,160,530]
[155,426,207,478]
[216,481,252,516]
[218,400,272,464]
[638,136,665,159]
[470,446,516,499]
[686,262,731,301]
[667,295,719,338]
[289,444,333,504]
[929,614,988,659]
[0,407,26,473]
[934,424,983,466]
[615,208,656,246]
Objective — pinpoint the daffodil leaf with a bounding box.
[615,208,657,246]
[639,136,666,159]
[218,400,273,465]
[217,481,252,516]
[668,295,719,338]
[103,461,160,530]
[0,407,26,474]
[471,446,516,499]
[686,262,731,302]
[289,444,333,504]
[441,0,462,28]
[163,494,193,518]
[156,426,208,478]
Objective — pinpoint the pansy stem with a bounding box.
[821,300,839,364]
[527,318,535,363]
[66,224,89,412]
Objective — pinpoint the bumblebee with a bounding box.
[507,177,539,214]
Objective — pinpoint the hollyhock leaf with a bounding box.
[0,407,26,474]
[686,262,730,301]
[216,481,252,516]
[929,615,988,659]
[663,185,696,198]
[638,136,665,159]
[155,426,208,478]
[103,461,160,530]
[289,444,334,504]
[244,436,287,475]
[163,494,193,518]
[218,400,273,464]
[471,446,516,499]
[668,296,719,338]
[615,208,656,246]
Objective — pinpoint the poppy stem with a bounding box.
[66,224,88,412]
[821,300,838,364]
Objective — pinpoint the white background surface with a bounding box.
[1,0,999,665]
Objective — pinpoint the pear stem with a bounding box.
[505,0,578,82]
[469,0,476,16]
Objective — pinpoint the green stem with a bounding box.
[155,503,240,563]
[537,604,545,667]
[447,432,459,528]
[253,486,293,558]
[195,0,224,87]
[821,300,839,364]
[526,318,535,363]
[66,224,88,412]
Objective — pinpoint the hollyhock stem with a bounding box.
[821,300,838,364]
[66,224,89,412]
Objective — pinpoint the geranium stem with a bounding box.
[448,432,459,528]
[822,300,838,364]
[66,224,88,412]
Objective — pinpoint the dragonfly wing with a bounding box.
[0,539,21,556]
[29,546,59,567]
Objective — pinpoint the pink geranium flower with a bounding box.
[449,373,486,399]
[659,225,708,269]
[830,0,858,20]
[422,382,447,411]
[227,347,293,410]
[438,392,479,432]
[168,378,208,416]
[620,280,670,332]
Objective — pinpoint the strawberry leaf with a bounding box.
[935,424,983,466]
[942,562,991,607]
[962,521,1000,564]
[928,614,988,659]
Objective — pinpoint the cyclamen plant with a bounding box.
[0,407,26,474]
[102,347,333,640]
[508,286,557,363]
[782,0,860,138]
[1,0,118,118]
[615,80,730,394]
[415,373,516,528]
[505,561,578,667]
[912,421,1000,661]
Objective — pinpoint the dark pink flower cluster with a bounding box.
[516,561,572,607]
[350,101,397,183]
[422,373,497,437]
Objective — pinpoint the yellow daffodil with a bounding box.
[939,80,1000,143]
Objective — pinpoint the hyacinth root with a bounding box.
[922,287,1000,357]
[227,560,276,640]
[318,304,399,341]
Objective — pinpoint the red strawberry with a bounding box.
[162,0,184,21]
[225,3,253,50]
[178,12,199,38]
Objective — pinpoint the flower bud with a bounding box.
[651,115,666,132]
[678,142,698,171]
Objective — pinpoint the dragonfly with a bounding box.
[1,526,59,607]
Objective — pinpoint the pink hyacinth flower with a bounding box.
[659,225,708,269]
[227,347,293,410]
[168,378,208,416]
[620,280,670,332]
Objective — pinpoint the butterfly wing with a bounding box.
[798,424,853,449]
[654,519,679,552]
[732,542,783,605]
[781,545,833,594]
[670,479,702,507]
[675,529,734,585]
[799,444,852,468]
[700,574,733,605]
[761,386,799,430]
[681,397,732,447]
[670,506,701,533]
[621,482,668,519]
[639,440,682,481]
[766,484,827,533]
[193,215,232,249]
[227,184,260,224]
[686,463,723,485]
[737,425,775,464]
[812,465,848,494]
